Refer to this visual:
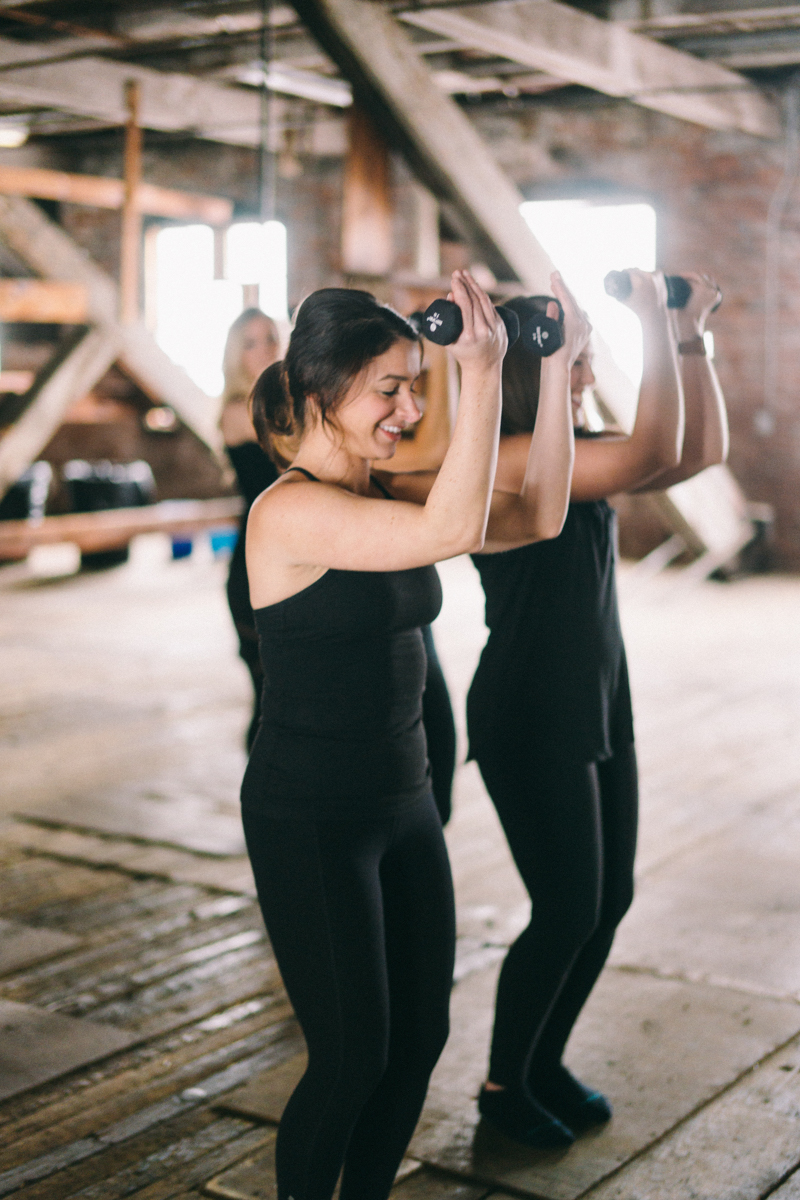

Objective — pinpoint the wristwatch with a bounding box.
[677,335,706,356]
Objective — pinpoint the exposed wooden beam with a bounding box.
[290,0,554,284]
[0,36,262,146]
[0,194,118,322]
[0,326,120,497]
[400,0,780,138]
[341,104,394,275]
[0,280,88,323]
[0,165,233,225]
[0,497,243,559]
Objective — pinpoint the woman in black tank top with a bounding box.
[468,272,728,1148]
[240,274,590,1200]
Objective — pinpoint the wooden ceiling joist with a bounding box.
[0,165,233,226]
[400,0,780,138]
[292,0,554,284]
[0,35,262,146]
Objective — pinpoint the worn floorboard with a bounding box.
[0,1000,138,1103]
[3,546,800,1198]
[583,1034,800,1200]
[409,962,800,1198]
[0,919,79,976]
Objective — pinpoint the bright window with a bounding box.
[152,221,288,396]
[519,200,657,387]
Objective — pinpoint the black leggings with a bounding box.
[475,744,638,1091]
[242,793,455,1200]
[421,626,457,826]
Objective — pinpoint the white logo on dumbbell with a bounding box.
[531,325,549,349]
[427,312,443,332]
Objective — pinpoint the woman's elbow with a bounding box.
[534,511,567,542]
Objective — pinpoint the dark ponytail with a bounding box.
[250,361,292,460]
[250,288,419,452]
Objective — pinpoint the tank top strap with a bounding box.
[283,465,393,500]
[282,465,319,482]
[370,474,394,500]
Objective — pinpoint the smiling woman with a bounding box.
[237,274,589,1200]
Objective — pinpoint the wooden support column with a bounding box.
[341,104,394,276]
[120,80,142,325]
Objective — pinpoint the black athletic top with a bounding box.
[241,467,443,817]
[226,443,279,631]
[467,432,634,765]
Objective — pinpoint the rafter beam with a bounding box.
[288,0,752,566]
[0,165,233,225]
[290,0,554,284]
[0,280,88,323]
[401,0,780,138]
[0,36,262,145]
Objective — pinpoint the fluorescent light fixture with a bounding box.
[0,122,28,148]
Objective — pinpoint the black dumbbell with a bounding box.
[418,299,520,349]
[517,312,564,357]
[604,270,722,312]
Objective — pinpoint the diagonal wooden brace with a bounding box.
[0,195,221,499]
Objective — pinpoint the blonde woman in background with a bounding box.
[220,309,282,749]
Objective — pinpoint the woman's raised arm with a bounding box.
[481,273,589,552]
[633,272,728,492]
[247,271,506,597]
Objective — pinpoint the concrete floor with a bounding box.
[2,536,800,1198]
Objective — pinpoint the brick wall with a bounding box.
[470,99,799,567]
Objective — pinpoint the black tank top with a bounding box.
[226,442,279,628]
[467,433,634,764]
[241,468,443,817]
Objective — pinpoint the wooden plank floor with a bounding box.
[2,538,800,1198]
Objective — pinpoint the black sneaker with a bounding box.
[477,1086,575,1149]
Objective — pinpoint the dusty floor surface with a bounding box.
[1,534,800,1199]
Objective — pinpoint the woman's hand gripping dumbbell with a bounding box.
[410,295,565,357]
[604,270,722,312]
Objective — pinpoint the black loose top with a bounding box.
[241,478,443,817]
[467,436,634,764]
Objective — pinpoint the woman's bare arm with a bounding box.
[390,274,589,552]
[481,274,588,551]
[633,273,728,492]
[493,271,683,503]
[247,271,506,595]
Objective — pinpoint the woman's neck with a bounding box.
[292,428,372,495]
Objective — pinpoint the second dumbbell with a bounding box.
[604,270,722,312]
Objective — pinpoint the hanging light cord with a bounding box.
[259,0,276,223]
